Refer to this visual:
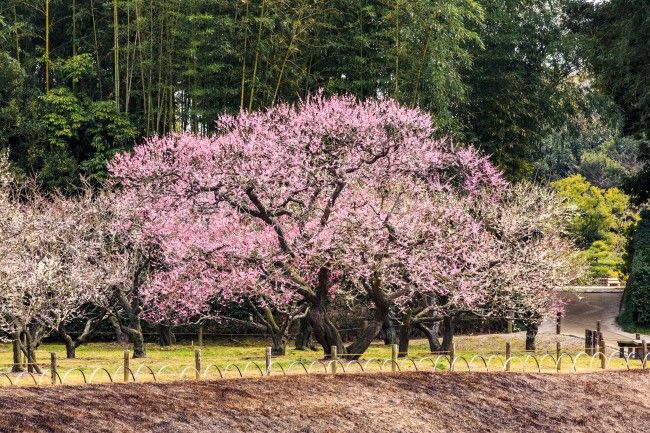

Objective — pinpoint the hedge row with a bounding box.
[620,209,650,327]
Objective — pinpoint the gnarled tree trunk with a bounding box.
[309,271,391,360]
[295,317,316,351]
[11,329,23,373]
[397,315,411,357]
[157,322,175,347]
[382,315,397,345]
[21,327,43,374]
[271,333,287,356]
[109,312,146,358]
[58,313,106,359]
[308,304,344,357]
[440,316,456,353]
[525,321,539,351]
[415,320,442,353]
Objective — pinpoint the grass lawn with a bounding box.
[0,333,643,386]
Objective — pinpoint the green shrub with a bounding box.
[620,209,650,327]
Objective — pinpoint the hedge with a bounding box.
[620,209,650,327]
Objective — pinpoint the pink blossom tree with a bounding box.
[110,94,504,357]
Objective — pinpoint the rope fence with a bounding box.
[0,340,648,388]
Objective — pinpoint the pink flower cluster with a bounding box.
[110,93,572,324]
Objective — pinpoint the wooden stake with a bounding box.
[50,353,57,385]
[391,344,398,373]
[194,349,201,380]
[331,346,338,375]
[598,332,606,369]
[450,342,456,371]
[123,349,130,382]
[265,346,272,376]
[505,342,511,372]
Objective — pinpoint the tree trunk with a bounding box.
[60,331,76,359]
[295,317,315,351]
[11,330,23,373]
[271,333,287,356]
[345,319,384,359]
[525,321,539,352]
[415,320,442,353]
[109,315,129,344]
[308,301,386,359]
[382,315,397,345]
[23,330,43,374]
[441,316,456,353]
[109,314,145,357]
[58,314,106,359]
[308,270,389,359]
[157,323,174,347]
[397,315,411,357]
[308,304,344,357]
[128,328,146,358]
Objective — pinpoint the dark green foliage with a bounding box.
[569,0,650,202]
[620,210,650,328]
[0,0,486,188]
[570,0,650,137]
[457,0,580,179]
[0,0,644,187]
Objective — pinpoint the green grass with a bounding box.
[0,334,642,386]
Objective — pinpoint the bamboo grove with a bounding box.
[0,1,648,193]
[3,0,485,133]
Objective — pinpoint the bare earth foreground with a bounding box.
[0,372,648,433]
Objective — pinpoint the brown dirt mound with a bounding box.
[0,371,648,433]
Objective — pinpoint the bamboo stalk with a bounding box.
[248,0,266,112]
[114,0,120,111]
[240,0,250,110]
[272,2,305,106]
[45,0,49,93]
[90,0,103,97]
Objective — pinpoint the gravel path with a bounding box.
[539,291,649,345]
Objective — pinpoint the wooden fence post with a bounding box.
[265,346,272,376]
[198,325,204,347]
[556,312,562,335]
[331,346,338,375]
[507,312,513,334]
[450,342,456,371]
[195,348,202,380]
[556,342,561,372]
[50,352,57,385]
[12,337,21,373]
[505,341,511,372]
[598,333,606,369]
[22,333,27,370]
[642,340,647,369]
[123,349,130,383]
[391,344,398,372]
